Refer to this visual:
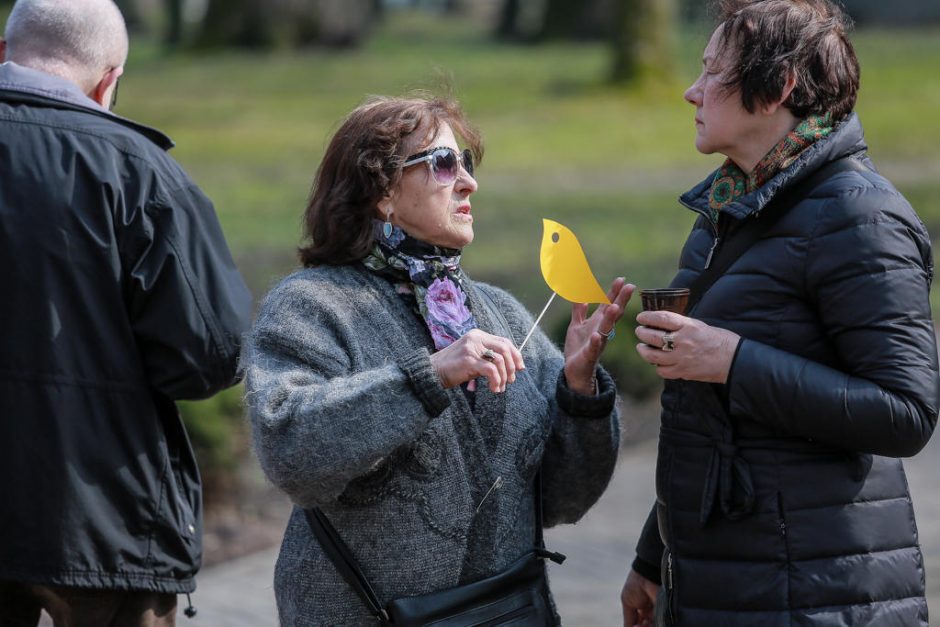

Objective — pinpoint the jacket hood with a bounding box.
[679,113,869,220]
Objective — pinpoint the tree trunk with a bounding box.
[610,0,677,84]
[314,0,373,48]
[442,0,464,15]
[165,0,184,47]
[114,0,143,33]
[539,0,581,40]
[196,0,273,49]
[496,0,521,40]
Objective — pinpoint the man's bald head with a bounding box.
[3,0,128,93]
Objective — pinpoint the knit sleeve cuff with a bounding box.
[556,367,616,418]
[399,348,450,418]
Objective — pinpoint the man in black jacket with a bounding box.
[0,0,253,625]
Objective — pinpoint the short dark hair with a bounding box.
[714,0,860,120]
[298,95,483,267]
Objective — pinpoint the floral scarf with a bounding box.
[362,220,477,351]
[707,113,834,222]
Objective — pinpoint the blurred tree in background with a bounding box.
[165,0,183,46]
[499,0,680,85]
[611,0,678,83]
[195,0,377,49]
[113,0,143,32]
[495,0,521,40]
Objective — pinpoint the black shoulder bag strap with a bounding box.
[686,156,868,312]
[303,507,389,621]
[303,471,559,623]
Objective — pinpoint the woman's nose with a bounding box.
[455,169,478,195]
[684,76,702,105]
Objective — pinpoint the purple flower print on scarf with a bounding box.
[425,277,474,350]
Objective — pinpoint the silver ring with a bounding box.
[599,327,616,341]
[481,349,497,362]
[661,333,675,352]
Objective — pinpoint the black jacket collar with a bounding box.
[0,62,174,150]
[679,113,868,220]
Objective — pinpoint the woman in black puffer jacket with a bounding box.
[620,1,940,625]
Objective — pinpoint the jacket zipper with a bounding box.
[666,551,677,625]
[680,198,723,270]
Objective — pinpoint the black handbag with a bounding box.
[303,472,565,626]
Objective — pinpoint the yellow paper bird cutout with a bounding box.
[540,219,611,304]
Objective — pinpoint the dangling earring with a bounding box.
[383,208,393,239]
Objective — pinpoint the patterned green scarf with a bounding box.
[707,114,833,222]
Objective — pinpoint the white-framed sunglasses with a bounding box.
[402,146,475,185]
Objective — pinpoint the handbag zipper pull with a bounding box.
[535,547,567,564]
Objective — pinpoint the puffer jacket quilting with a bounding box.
[641,113,939,626]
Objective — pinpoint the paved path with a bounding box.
[182,432,940,626]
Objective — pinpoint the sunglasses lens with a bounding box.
[430,148,459,184]
[461,148,474,178]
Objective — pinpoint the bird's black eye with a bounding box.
[551,232,560,243]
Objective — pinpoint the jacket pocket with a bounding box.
[154,403,202,569]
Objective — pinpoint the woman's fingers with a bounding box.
[634,325,673,349]
[475,331,525,393]
[636,309,683,330]
[606,277,625,303]
[571,302,588,326]
[591,281,635,339]
[485,348,509,392]
[429,330,532,393]
[613,282,634,310]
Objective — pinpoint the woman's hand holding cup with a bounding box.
[635,288,740,384]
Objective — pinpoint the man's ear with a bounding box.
[91,65,123,109]
[0,39,7,63]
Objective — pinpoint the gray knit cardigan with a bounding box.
[243,263,620,626]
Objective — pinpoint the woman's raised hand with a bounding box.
[635,310,741,383]
[429,329,524,393]
[563,278,635,395]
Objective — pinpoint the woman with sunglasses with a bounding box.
[243,95,633,625]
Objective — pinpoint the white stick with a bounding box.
[519,292,557,352]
